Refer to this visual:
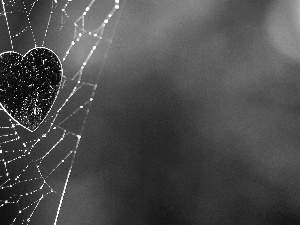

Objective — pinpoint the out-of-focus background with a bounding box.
[61,0,300,224]
[5,0,300,224]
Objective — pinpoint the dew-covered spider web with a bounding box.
[0,0,125,224]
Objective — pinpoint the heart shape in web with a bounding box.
[0,47,62,132]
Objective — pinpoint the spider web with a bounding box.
[0,0,125,224]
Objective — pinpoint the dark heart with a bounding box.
[0,47,62,132]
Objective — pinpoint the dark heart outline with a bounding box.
[0,47,63,132]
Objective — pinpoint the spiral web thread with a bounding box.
[0,0,125,224]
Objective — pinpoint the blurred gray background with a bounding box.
[61,0,300,224]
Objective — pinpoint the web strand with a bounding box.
[42,0,55,47]
[1,0,13,51]
[21,0,37,48]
